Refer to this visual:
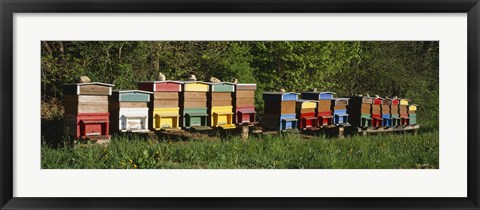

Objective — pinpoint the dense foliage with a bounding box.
[41,41,439,121]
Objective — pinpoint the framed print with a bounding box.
[1,0,479,209]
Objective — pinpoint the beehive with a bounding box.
[381,98,393,127]
[263,92,299,131]
[109,90,152,132]
[233,83,257,125]
[408,104,418,125]
[63,82,114,139]
[295,100,318,130]
[180,81,210,129]
[138,81,182,130]
[389,97,401,127]
[399,98,411,126]
[208,82,236,129]
[331,98,350,125]
[372,97,384,127]
[300,92,335,126]
[347,96,373,128]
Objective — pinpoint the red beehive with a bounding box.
[300,92,335,127]
[138,81,182,92]
[63,82,114,139]
[388,97,401,127]
[373,97,383,105]
[300,112,317,128]
[399,98,411,126]
[391,98,399,105]
[371,96,383,127]
[64,113,110,138]
[233,84,257,125]
[295,100,318,130]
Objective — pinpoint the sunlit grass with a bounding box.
[41,128,438,169]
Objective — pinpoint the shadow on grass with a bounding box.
[112,131,154,141]
[41,118,70,148]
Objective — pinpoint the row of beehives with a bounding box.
[262,91,418,131]
[62,81,257,139]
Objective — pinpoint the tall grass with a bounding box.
[42,129,439,169]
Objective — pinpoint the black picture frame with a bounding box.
[1,0,479,209]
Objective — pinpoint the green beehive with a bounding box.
[408,104,418,125]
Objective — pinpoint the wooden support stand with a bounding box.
[146,131,159,142]
[240,126,249,140]
[190,126,212,132]
[74,135,111,146]
[301,124,350,138]
[357,124,420,135]
[122,123,419,141]
[262,130,280,135]
[338,126,345,139]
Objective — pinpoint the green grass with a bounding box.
[41,123,439,169]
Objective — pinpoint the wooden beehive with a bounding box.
[63,82,114,139]
[408,104,418,125]
[109,90,152,132]
[371,97,384,127]
[263,92,299,131]
[330,98,350,125]
[300,92,335,126]
[399,98,411,126]
[233,83,257,125]
[388,97,401,127]
[179,81,210,129]
[381,98,393,127]
[137,81,182,130]
[347,96,374,128]
[208,82,236,129]
[295,100,318,130]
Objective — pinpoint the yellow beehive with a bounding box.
[296,100,317,109]
[184,82,209,92]
[153,107,180,130]
[409,104,417,111]
[400,99,410,106]
[210,106,235,129]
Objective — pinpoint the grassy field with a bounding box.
[41,122,439,169]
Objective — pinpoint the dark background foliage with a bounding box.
[41,41,439,123]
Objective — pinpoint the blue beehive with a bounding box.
[331,98,350,125]
[262,92,299,131]
[333,109,348,124]
[381,98,393,127]
[280,114,298,130]
[382,114,392,127]
[263,92,299,102]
